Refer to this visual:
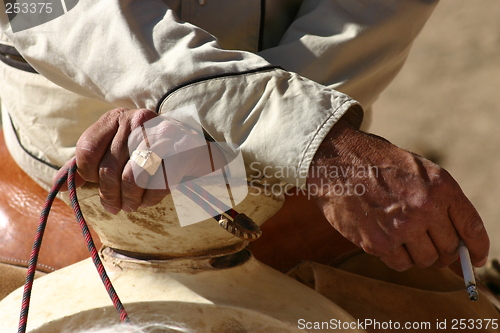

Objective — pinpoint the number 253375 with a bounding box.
[5,2,53,14]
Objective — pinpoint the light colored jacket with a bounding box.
[0,0,438,190]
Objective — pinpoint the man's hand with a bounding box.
[53,108,210,214]
[307,119,489,271]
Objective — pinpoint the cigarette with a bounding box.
[458,241,478,301]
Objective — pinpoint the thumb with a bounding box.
[449,192,489,267]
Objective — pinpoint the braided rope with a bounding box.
[18,154,259,331]
[18,159,129,333]
[67,159,130,323]
[18,169,67,333]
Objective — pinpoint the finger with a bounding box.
[120,160,147,212]
[355,218,414,272]
[139,162,171,208]
[123,167,170,210]
[98,116,134,214]
[405,232,440,268]
[125,118,182,211]
[97,109,159,214]
[75,108,127,182]
[427,217,460,269]
[52,157,86,191]
[378,245,414,272]
[448,193,489,267]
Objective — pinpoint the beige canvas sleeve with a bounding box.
[0,0,437,186]
[259,0,440,107]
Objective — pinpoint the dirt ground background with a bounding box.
[370,0,500,258]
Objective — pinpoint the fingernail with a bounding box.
[103,204,120,215]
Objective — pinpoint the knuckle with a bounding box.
[103,108,132,129]
[360,238,394,258]
[412,196,435,213]
[430,164,451,182]
[100,108,130,125]
[99,165,121,185]
[426,165,453,190]
[382,218,415,242]
[108,107,129,119]
[360,241,379,256]
[131,109,156,128]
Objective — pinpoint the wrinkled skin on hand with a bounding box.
[54,108,489,272]
[53,108,219,215]
[307,118,489,271]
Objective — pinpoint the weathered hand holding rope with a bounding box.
[18,158,261,332]
[19,159,129,333]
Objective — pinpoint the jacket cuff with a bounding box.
[157,67,362,188]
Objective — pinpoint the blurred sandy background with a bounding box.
[370,0,500,258]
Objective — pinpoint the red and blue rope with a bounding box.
[18,156,260,331]
[18,159,129,333]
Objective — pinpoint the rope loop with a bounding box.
[18,157,260,331]
[18,159,130,333]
